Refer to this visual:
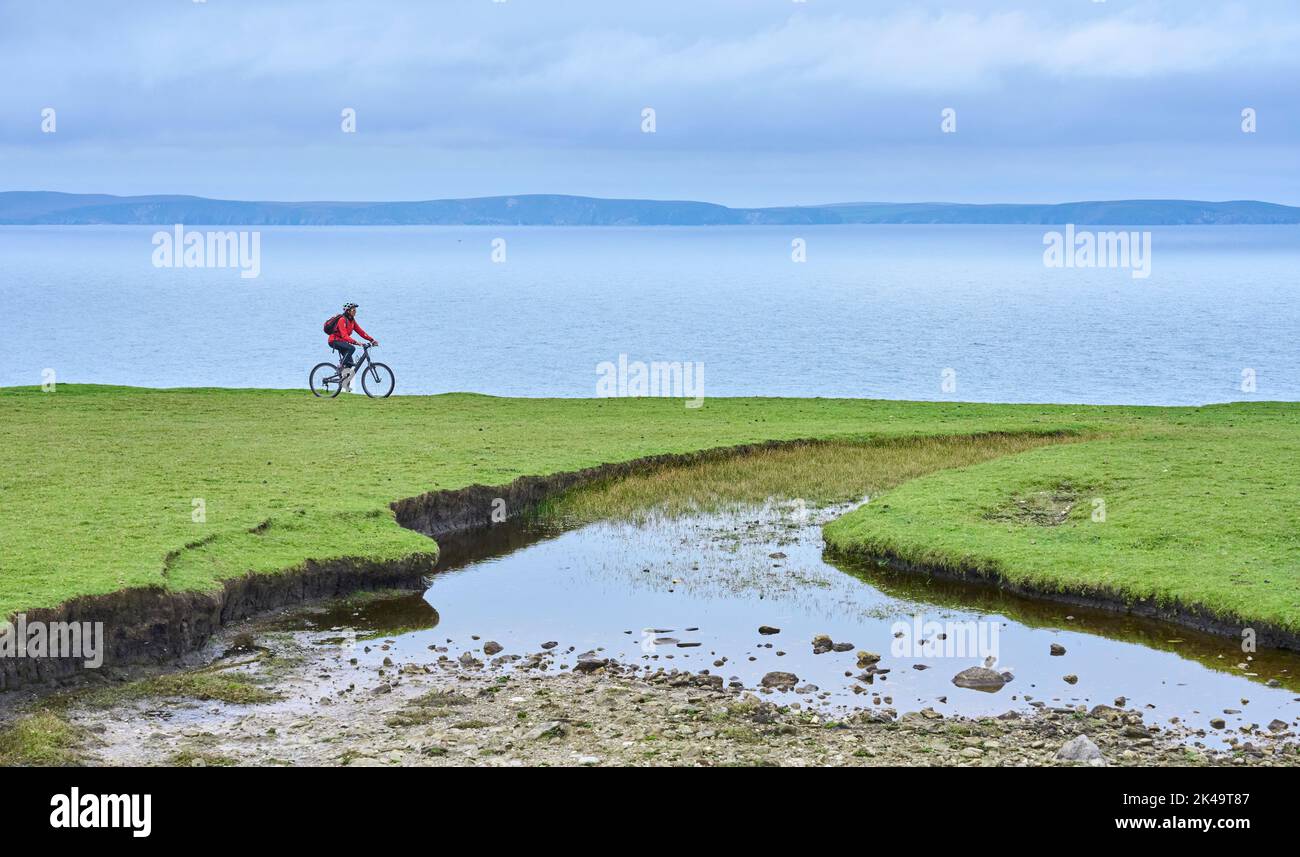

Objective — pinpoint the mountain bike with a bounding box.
[309,343,395,398]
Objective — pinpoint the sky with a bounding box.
[1,0,1297,206]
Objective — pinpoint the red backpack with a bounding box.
[323,314,343,335]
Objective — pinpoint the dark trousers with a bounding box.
[330,341,356,368]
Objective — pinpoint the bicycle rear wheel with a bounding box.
[362,362,395,398]
[309,363,343,398]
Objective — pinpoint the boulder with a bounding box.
[760,671,799,691]
[952,666,1008,690]
[1056,734,1105,764]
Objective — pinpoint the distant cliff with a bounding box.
[3,192,1297,226]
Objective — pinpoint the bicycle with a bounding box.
[309,343,395,398]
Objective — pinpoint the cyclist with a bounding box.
[327,302,378,390]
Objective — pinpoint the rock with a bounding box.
[483,641,503,656]
[812,635,834,655]
[952,666,1008,690]
[222,632,259,656]
[760,671,799,691]
[573,656,609,673]
[1089,704,1124,722]
[1268,719,1288,732]
[540,641,558,649]
[1114,696,1127,707]
[1063,674,1079,684]
[524,721,566,741]
[856,651,881,668]
[794,684,819,694]
[831,642,854,652]
[1056,734,1104,764]
[758,626,781,635]
[1050,643,1066,656]
[1210,718,1226,729]
[768,552,787,560]
[577,756,601,766]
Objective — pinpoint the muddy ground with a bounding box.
[18,609,1297,768]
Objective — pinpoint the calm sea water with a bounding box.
[4,224,1296,403]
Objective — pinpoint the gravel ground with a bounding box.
[59,625,1300,768]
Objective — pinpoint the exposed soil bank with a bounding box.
[390,439,819,537]
[0,555,433,691]
[2,440,817,692]
[836,549,1300,653]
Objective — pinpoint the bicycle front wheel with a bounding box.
[362,362,395,398]
[309,363,343,398]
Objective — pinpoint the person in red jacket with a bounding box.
[328,303,378,383]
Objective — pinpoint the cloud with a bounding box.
[0,0,1295,201]
[504,8,1300,97]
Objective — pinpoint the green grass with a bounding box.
[542,433,1075,522]
[168,749,238,767]
[1,384,1298,633]
[91,669,281,706]
[825,408,1300,631]
[385,689,473,726]
[0,710,84,766]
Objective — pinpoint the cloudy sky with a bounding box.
[2,0,1297,205]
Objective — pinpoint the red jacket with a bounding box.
[329,315,373,346]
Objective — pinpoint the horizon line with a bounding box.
[4,190,1299,210]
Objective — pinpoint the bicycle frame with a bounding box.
[333,343,377,380]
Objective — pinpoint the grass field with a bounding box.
[2,384,1297,633]
[824,405,1300,631]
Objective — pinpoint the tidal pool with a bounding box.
[281,501,1300,750]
